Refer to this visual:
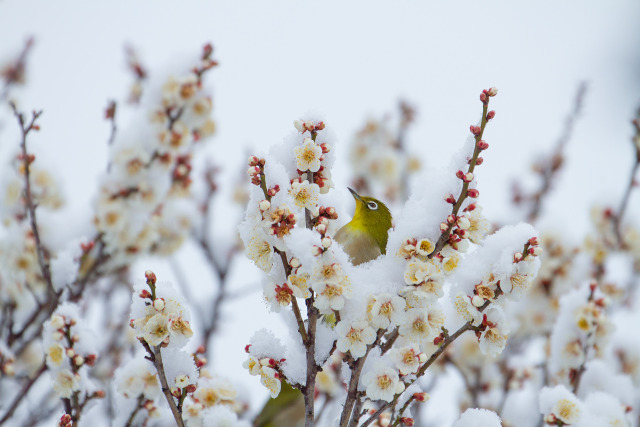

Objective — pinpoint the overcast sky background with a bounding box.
[1,1,639,424]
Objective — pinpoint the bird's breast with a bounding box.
[334,225,382,265]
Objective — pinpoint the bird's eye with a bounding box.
[367,201,378,210]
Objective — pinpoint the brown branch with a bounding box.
[142,343,185,427]
[525,82,588,223]
[124,395,146,427]
[360,322,475,427]
[10,103,58,302]
[0,363,47,425]
[428,96,491,259]
[613,114,640,244]
[0,38,34,101]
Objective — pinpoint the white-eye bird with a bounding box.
[334,188,393,265]
[253,189,392,427]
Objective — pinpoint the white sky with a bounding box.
[1,0,639,424]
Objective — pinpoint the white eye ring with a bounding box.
[367,201,378,210]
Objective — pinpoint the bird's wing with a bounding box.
[334,226,382,266]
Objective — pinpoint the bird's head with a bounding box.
[347,187,393,253]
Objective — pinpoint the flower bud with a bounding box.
[244,344,251,353]
[475,157,484,165]
[528,246,543,256]
[312,246,323,256]
[50,315,65,330]
[513,252,523,263]
[528,237,539,246]
[467,188,479,198]
[418,353,427,364]
[486,110,495,120]
[401,418,414,426]
[153,298,165,312]
[447,214,457,224]
[440,222,449,232]
[293,120,305,132]
[259,358,271,366]
[464,172,474,182]
[456,170,465,180]
[321,237,332,249]
[73,355,85,367]
[53,331,64,341]
[488,87,498,96]
[247,166,260,176]
[477,140,489,150]
[259,200,271,211]
[316,223,327,234]
[290,257,301,268]
[470,125,482,136]
[304,120,315,131]
[139,289,152,299]
[472,295,485,307]
[145,270,156,284]
[445,194,456,204]
[66,348,75,358]
[413,392,430,402]
[479,92,487,103]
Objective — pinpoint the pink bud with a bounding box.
[513,252,523,263]
[413,392,429,402]
[475,157,484,165]
[464,172,474,182]
[477,140,489,150]
[440,222,449,232]
[455,170,465,180]
[447,214,456,224]
[248,155,260,166]
[487,110,495,120]
[470,126,482,136]
[312,246,323,256]
[145,270,156,284]
[445,194,456,204]
[528,237,539,246]
[488,87,498,96]
[245,344,251,353]
[401,417,414,426]
[480,92,487,103]
[467,188,479,198]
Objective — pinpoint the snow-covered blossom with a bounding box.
[336,320,376,359]
[294,137,323,173]
[539,385,583,425]
[399,307,444,343]
[130,279,193,349]
[245,229,274,272]
[362,364,405,402]
[53,369,81,398]
[389,344,423,375]
[260,366,282,398]
[478,306,509,357]
[368,293,407,329]
[289,180,320,209]
[115,358,160,399]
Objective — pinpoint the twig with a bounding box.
[0,363,47,425]
[613,114,640,244]
[525,82,588,223]
[142,343,186,427]
[124,395,145,427]
[0,38,34,101]
[9,103,57,302]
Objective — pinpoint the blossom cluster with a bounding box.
[90,45,218,272]
[41,302,104,425]
[349,102,420,202]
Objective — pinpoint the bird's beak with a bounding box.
[348,187,365,203]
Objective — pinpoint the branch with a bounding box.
[524,82,588,223]
[613,113,640,244]
[142,343,185,427]
[9,103,58,302]
[0,363,47,425]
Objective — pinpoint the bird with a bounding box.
[253,380,305,427]
[253,189,392,427]
[334,188,393,265]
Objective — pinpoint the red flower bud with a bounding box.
[528,237,539,246]
[487,110,495,120]
[245,344,252,353]
[475,157,484,165]
[401,418,414,426]
[477,140,489,150]
[445,194,456,204]
[467,188,479,198]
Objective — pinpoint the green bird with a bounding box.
[253,189,392,427]
[334,188,393,265]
